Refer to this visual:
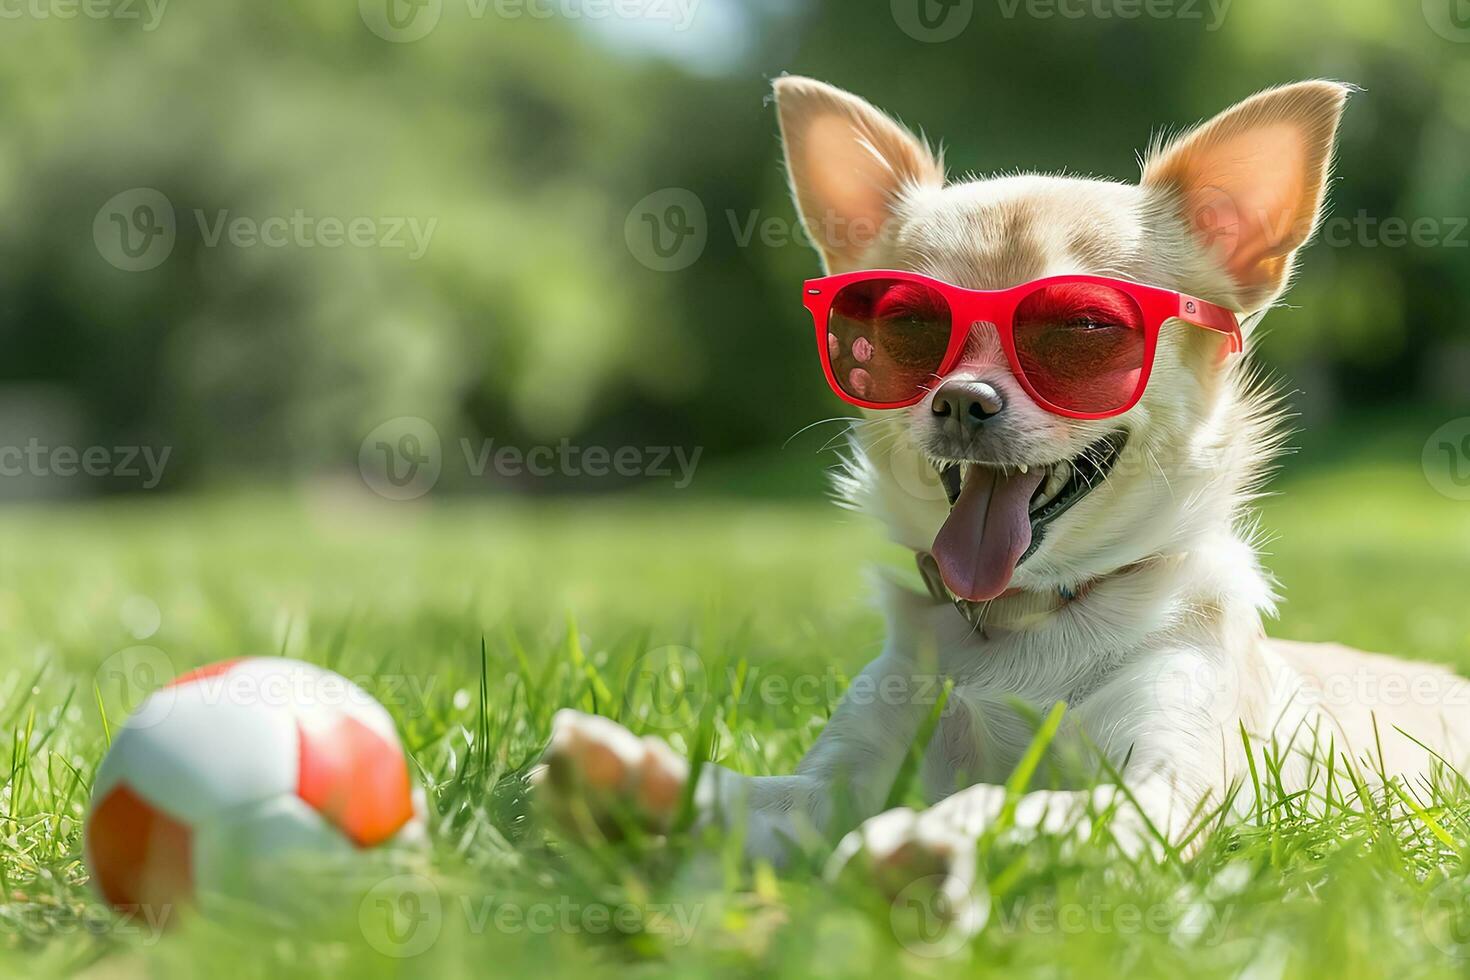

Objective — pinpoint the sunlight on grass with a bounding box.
[0,438,1468,978]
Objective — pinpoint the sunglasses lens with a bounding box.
[1013,282,1146,415]
[826,278,952,405]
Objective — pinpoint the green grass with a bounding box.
[2,422,1470,979]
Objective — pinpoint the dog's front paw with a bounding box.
[825,807,986,947]
[531,709,688,841]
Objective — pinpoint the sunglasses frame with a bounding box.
[803,270,1243,420]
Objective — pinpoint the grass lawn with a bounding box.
[2,416,1470,978]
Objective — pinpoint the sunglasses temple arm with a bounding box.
[1178,294,1245,354]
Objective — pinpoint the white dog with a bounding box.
[534,78,1470,910]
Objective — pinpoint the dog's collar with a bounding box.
[914,550,1171,634]
[914,551,1081,632]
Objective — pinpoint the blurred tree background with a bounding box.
[0,0,1464,495]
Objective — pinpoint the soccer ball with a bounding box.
[85,657,427,914]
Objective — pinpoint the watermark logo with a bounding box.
[361,0,700,42]
[891,0,974,42]
[359,417,444,501]
[356,876,704,957]
[889,445,950,505]
[621,645,707,730]
[890,873,988,957]
[1424,877,1470,956]
[358,424,703,499]
[1193,184,1241,266]
[360,0,442,41]
[95,645,178,729]
[1423,417,1470,501]
[359,874,443,958]
[94,188,176,272]
[625,188,707,272]
[1424,0,1470,42]
[95,189,436,271]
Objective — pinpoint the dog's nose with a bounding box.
[931,380,1004,427]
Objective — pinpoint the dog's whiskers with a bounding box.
[783,416,866,450]
[1144,446,1176,503]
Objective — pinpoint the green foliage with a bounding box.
[0,1,1464,484]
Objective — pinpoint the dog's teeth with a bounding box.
[1018,463,1029,475]
[1049,460,1073,497]
[1030,461,1073,513]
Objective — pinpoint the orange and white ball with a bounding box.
[85,657,427,912]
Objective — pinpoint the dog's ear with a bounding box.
[1144,81,1350,312]
[773,76,943,272]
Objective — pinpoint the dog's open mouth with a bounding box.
[930,431,1128,602]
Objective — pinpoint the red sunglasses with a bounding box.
[803,271,1242,420]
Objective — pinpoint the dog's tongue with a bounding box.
[932,465,1047,602]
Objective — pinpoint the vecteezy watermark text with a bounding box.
[624,191,889,272]
[358,417,703,500]
[193,210,436,259]
[460,438,701,488]
[0,0,167,30]
[0,440,170,488]
[94,188,436,272]
[358,874,704,958]
[1,898,173,944]
[359,0,700,44]
[888,0,1229,43]
[95,646,443,729]
[992,0,1231,29]
[1322,212,1469,249]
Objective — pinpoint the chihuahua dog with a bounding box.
[534,78,1470,911]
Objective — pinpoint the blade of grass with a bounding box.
[882,677,953,812]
